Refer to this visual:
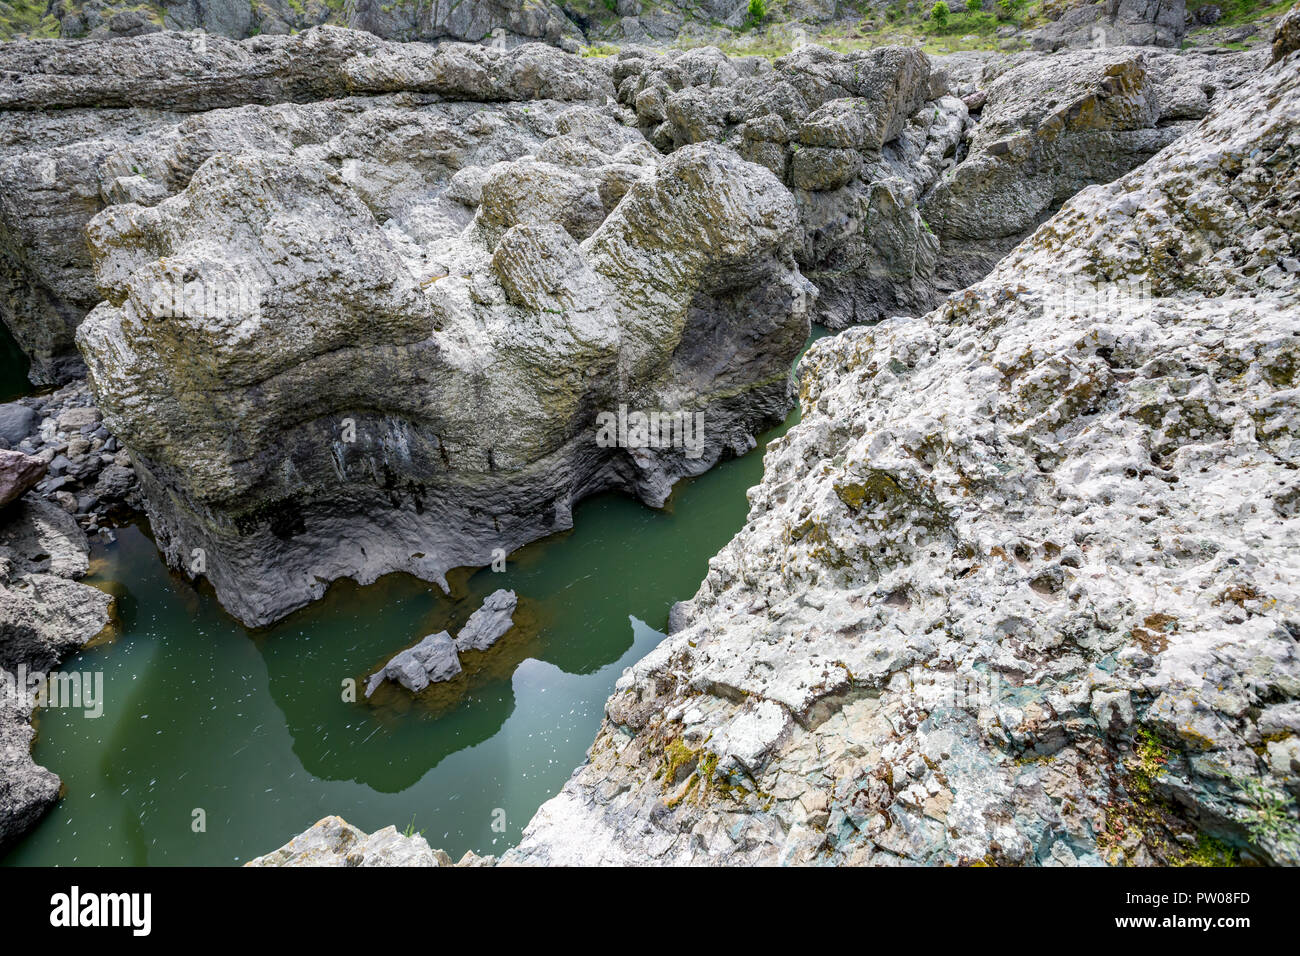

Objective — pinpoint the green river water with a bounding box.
[2,328,831,866]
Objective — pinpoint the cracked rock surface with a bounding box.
[502,40,1300,867]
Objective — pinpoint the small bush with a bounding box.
[931,0,950,27]
[748,0,768,22]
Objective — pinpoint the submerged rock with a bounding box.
[455,589,518,653]
[365,631,462,697]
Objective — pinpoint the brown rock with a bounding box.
[0,449,47,508]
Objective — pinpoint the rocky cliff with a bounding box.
[498,25,1300,866]
[0,28,1263,621]
[0,26,815,627]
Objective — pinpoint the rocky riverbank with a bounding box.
[0,497,113,850]
[254,5,1300,866]
[1,5,1297,863]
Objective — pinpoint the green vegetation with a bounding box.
[1099,727,1248,867]
[0,0,63,39]
[748,0,768,25]
[1175,833,1239,868]
[1236,777,1300,850]
[1188,0,1294,26]
[930,0,949,27]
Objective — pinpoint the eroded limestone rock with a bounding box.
[503,42,1300,868]
[76,134,810,626]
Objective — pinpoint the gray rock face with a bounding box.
[51,0,583,47]
[347,0,581,46]
[1030,0,1186,51]
[39,32,808,627]
[0,27,612,385]
[608,41,1260,328]
[0,498,113,850]
[365,631,463,697]
[502,44,1300,867]
[455,589,518,652]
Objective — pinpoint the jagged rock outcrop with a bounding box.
[501,38,1300,867]
[69,78,810,626]
[606,41,1260,329]
[921,48,1226,294]
[0,497,113,850]
[1,30,1258,384]
[41,0,584,48]
[1030,0,1187,51]
[245,815,493,866]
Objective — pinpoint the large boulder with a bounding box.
[0,450,46,508]
[74,124,810,625]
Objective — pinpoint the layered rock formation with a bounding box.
[608,41,1261,328]
[500,35,1300,866]
[64,58,810,625]
[0,27,612,383]
[1030,0,1187,52]
[2,30,1260,385]
[0,497,113,849]
[32,0,583,48]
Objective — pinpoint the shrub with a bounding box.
[748,0,768,22]
[931,0,950,27]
